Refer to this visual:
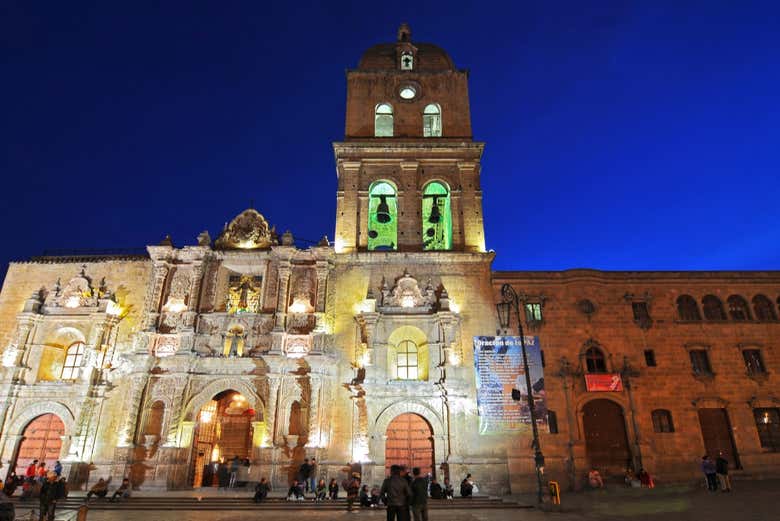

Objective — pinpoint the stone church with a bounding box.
[1,25,779,495]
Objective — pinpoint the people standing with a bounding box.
[309,458,318,493]
[53,461,62,478]
[380,465,412,521]
[715,452,731,492]
[344,472,361,513]
[25,461,37,482]
[701,455,717,491]
[38,471,63,521]
[410,467,429,521]
[299,459,312,493]
[328,478,339,500]
[36,462,47,484]
[229,455,240,489]
[217,462,229,490]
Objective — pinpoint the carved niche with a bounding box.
[214,208,276,250]
[226,275,263,314]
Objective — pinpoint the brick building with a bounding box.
[0,25,778,494]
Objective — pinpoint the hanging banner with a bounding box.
[473,336,546,434]
[584,373,624,392]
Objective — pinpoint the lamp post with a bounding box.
[496,283,545,504]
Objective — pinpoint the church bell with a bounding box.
[376,195,392,223]
[427,196,441,224]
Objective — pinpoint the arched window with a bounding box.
[61,342,85,380]
[423,104,441,137]
[368,181,397,251]
[375,103,393,137]
[422,181,452,250]
[676,295,701,321]
[753,295,777,322]
[585,347,607,373]
[702,295,727,321]
[727,295,751,321]
[651,409,675,433]
[396,340,419,380]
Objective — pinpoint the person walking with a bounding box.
[410,467,429,521]
[229,455,240,489]
[380,465,412,521]
[715,452,731,492]
[701,455,717,491]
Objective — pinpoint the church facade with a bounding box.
[1,25,779,495]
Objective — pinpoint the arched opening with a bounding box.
[375,103,393,137]
[190,390,254,487]
[368,181,398,251]
[385,413,434,478]
[387,326,429,381]
[422,103,442,137]
[422,181,452,251]
[12,413,65,476]
[582,399,630,473]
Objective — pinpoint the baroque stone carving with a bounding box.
[378,270,436,312]
[45,267,111,309]
[284,335,311,358]
[214,208,275,250]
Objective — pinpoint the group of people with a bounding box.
[85,477,132,502]
[587,467,655,489]
[203,455,251,489]
[701,452,732,492]
[2,465,67,521]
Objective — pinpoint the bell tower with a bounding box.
[333,24,486,254]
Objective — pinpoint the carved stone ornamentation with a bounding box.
[214,208,275,250]
[377,270,436,313]
[284,335,311,358]
[45,267,101,309]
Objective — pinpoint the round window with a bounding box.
[399,86,417,100]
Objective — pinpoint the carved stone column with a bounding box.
[117,374,148,447]
[265,375,281,447]
[314,262,329,313]
[143,264,169,331]
[305,376,322,448]
[274,264,292,332]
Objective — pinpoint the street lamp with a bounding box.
[496,283,545,505]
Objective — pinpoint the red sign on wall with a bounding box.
[585,373,624,392]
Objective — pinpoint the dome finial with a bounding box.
[397,23,411,43]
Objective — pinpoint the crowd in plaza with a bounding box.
[0,459,70,520]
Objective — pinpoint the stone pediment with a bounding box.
[215,209,276,250]
[378,269,437,313]
[43,266,114,312]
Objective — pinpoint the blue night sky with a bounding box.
[2,1,779,277]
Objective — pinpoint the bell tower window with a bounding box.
[423,104,442,137]
[422,181,452,251]
[368,181,397,251]
[401,51,413,70]
[375,103,393,137]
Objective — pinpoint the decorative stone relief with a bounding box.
[284,335,311,358]
[214,209,275,250]
[378,270,437,313]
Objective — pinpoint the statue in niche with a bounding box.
[227,275,262,314]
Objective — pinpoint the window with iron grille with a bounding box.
[754,408,780,451]
[689,349,712,376]
[652,409,675,433]
[743,349,766,375]
[585,347,607,373]
[547,410,559,434]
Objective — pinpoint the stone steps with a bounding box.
[11,496,529,511]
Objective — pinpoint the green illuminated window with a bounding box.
[368,181,397,251]
[375,103,393,137]
[422,181,452,250]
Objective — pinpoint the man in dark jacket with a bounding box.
[39,471,64,521]
[410,467,429,521]
[298,459,312,492]
[715,452,731,492]
[381,465,412,521]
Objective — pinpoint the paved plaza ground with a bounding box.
[10,479,779,521]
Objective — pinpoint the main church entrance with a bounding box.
[190,391,253,487]
[583,399,631,473]
[13,413,64,475]
[385,413,434,477]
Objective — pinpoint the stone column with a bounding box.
[265,376,281,447]
[117,374,148,447]
[274,264,292,332]
[182,261,204,331]
[398,161,419,250]
[314,262,329,313]
[334,161,361,252]
[143,264,169,331]
[456,161,485,252]
[305,376,322,448]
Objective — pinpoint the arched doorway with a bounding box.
[385,413,434,477]
[190,390,254,487]
[13,414,65,475]
[582,399,631,473]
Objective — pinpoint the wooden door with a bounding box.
[14,414,64,475]
[583,399,631,473]
[385,413,434,478]
[698,408,740,468]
